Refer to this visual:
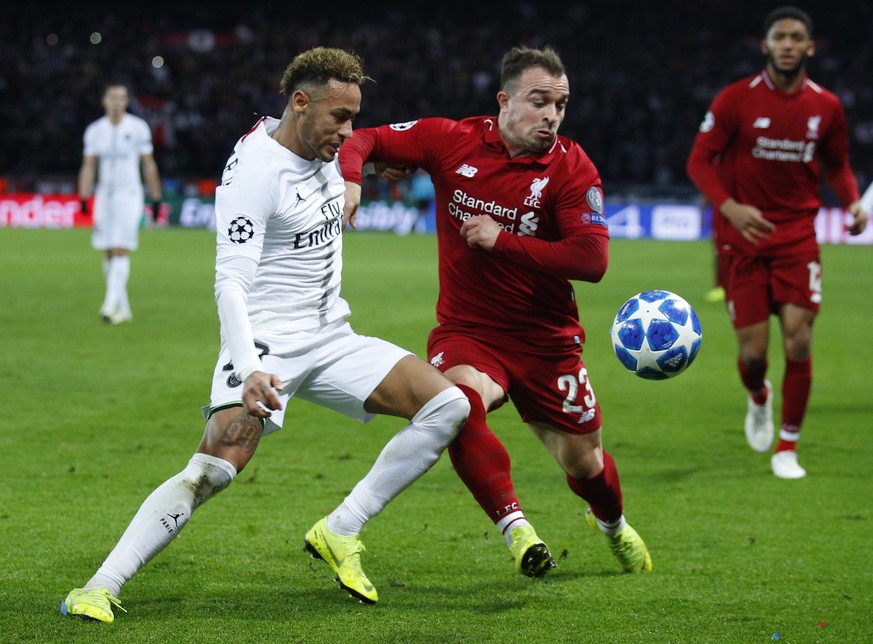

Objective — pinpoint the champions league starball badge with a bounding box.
[228,216,255,243]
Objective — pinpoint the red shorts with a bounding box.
[718,252,822,328]
[427,326,602,434]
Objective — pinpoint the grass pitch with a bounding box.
[1,227,871,642]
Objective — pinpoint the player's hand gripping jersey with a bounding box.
[687,71,859,255]
[340,117,609,351]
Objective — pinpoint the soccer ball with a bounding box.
[609,290,702,380]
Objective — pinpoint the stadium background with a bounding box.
[2,0,872,238]
[3,4,873,639]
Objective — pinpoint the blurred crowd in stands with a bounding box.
[3,1,872,200]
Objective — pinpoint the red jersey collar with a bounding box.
[761,69,809,95]
[481,116,561,166]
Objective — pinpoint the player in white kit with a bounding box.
[61,48,470,622]
[78,83,162,324]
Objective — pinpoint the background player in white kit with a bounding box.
[78,83,163,324]
[61,48,470,622]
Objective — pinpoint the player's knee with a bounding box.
[740,353,767,369]
[183,453,237,509]
[414,386,471,441]
[784,330,812,359]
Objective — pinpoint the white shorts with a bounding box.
[91,187,145,251]
[202,321,413,435]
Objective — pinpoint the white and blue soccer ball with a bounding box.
[610,290,702,380]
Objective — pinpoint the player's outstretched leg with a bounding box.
[304,517,378,604]
[586,509,652,573]
[60,588,125,623]
[566,452,651,573]
[59,452,238,622]
[449,384,556,577]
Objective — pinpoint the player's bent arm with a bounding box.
[720,198,773,233]
[845,200,869,236]
[343,181,362,229]
[215,255,262,382]
[338,128,378,184]
[491,231,609,282]
[339,120,447,182]
[685,143,731,208]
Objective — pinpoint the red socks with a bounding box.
[449,384,521,520]
[777,357,811,452]
[738,357,769,404]
[449,384,627,527]
[566,450,623,523]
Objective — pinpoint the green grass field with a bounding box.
[1,227,871,643]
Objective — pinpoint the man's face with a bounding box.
[102,86,129,119]
[296,80,361,162]
[762,18,814,75]
[498,67,569,156]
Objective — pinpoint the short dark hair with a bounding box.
[500,46,566,91]
[763,6,813,37]
[279,47,369,97]
[102,82,129,96]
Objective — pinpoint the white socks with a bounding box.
[497,512,531,547]
[101,255,131,315]
[327,386,470,536]
[84,453,236,597]
[593,514,627,538]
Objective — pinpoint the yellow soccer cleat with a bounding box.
[508,525,557,577]
[304,517,378,604]
[704,286,725,303]
[60,587,125,623]
[586,509,653,573]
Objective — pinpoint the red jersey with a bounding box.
[687,70,859,256]
[340,116,609,351]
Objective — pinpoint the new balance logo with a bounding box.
[753,117,771,129]
[578,409,596,424]
[455,164,478,178]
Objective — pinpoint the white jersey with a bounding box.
[83,113,153,194]
[214,117,350,380]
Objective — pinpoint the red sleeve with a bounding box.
[339,119,455,184]
[492,151,609,283]
[686,143,731,208]
[821,101,861,207]
[492,231,608,282]
[686,91,736,208]
[338,128,377,184]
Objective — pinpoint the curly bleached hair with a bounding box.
[279,47,369,97]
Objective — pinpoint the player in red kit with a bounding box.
[687,6,868,478]
[340,46,652,576]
